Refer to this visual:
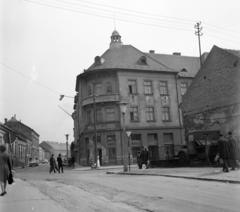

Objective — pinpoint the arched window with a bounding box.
[138,56,148,65]
[106,83,112,94]
[88,85,92,96]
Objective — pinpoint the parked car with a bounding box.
[42,159,48,164]
[29,159,39,167]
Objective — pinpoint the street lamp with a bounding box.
[125,131,132,171]
[119,101,128,172]
[65,134,69,166]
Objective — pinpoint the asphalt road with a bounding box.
[15,164,240,212]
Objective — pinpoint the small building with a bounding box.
[40,141,71,160]
[180,45,240,141]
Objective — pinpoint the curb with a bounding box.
[106,171,240,184]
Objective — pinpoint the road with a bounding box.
[15,164,240,212]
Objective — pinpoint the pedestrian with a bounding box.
[218,133,230,172]
[0,144,12,196]
[57,154,64,173]
[141,146,149,169]
[137,151,142,169]
[71,156,75,168]
[227,131,240,170]
[49,154,57,173]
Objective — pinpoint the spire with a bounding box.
[110,30,122,49]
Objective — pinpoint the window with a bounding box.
[96,109,102,123]
[163,133,173,144]
[146,107,154,121]
[160,81,168,95]
[180,83,188,96]
[108,148,116,159]
[88,85,92,96]
[107,135,116,145]
[106,108,115,121]
[93,136,101,143]
[106,83,112,94]
[138,56,148,65]
[95,83,102,95]
[162,107,170,121]
[128,80,137,94]
[144,81,153,95]
[148,134,157,141]
[131,134,141,141]
[87,110,92,124]
[130,107,139,121]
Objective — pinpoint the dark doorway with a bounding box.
[86,149,90,166]
[98,149,102,166]
[148,145,159,161]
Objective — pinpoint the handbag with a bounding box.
[8,171,14,185]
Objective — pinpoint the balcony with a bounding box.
[82,93,120,106]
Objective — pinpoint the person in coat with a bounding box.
[141,146,149,169]
[57,154,64,173]
[0,144,12,196]
[136,151,142,169]
[227,131,240,170]
[49,154,57,173]
[71,156,75,168]
[218,134,230,172]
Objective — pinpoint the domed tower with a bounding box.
[109,30,123,49]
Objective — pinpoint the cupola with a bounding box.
[110,30,123,49]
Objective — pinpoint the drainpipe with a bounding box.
[175,73,183,144]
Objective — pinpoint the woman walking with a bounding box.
[0,144,12,196]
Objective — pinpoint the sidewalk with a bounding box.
[0,178,68,212]
[107,167,240,184]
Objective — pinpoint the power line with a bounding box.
[204,32,240,45]
[203,22,240,35]
[25,0,193,32]
[204,26,240,39]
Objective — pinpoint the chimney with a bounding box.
[4,118,7,124]
[173,52,181,56]
[149,50,155,54]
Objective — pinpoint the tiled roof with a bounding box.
[180,45,240,115]
[46,141,70,151]
[146,53,201,78]
[87,45,176,72]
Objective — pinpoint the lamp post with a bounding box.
[125,131,131,171]
[65,134,69,166]
[93,81,98,168]
[119,101,128,172]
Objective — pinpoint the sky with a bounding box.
[1,0,240,143]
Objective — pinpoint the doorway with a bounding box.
[98,149,102,166]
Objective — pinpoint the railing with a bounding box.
[82,93,120,106]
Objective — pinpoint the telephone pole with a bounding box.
[195,22,203,67]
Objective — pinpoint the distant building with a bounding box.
[4,115,39,160]
[73,30,204,166]
[40,141,70,160]
[180,45,240,140]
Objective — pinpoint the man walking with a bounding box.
[71,156,75,169]
[49,154,56,174]
[227,131,240,170]
[218,134,230,172]
[57,154,64,173]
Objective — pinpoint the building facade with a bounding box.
[73,31,201,166]
[180,46,240,141]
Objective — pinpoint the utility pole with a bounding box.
[195,22,203,67]
[93,81,98,168]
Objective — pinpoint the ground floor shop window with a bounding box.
[132,147,141,158]
[148,145,159,160]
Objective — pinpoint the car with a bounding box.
[42,159,48,164]
[29,159,39,167]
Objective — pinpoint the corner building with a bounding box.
[74,30,201,166]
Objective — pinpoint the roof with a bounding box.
[86,45,175,72]
[111,30,120,36]
[145,53,201,78]
[45,141,70,151]
[180,45,240,115]
[6,116,39,136]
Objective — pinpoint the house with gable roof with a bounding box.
[73,30,204,166]
[180,45,240,142]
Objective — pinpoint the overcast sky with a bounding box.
[1,0,240,143]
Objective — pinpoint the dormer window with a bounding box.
[180,68,187,72]
[138,56,148,65]
[94,56,101,66]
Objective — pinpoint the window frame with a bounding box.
[130,106,139,121]
[106,108,115,122]
[180,82,188,96]
[146,107,155,121]
[128,80,137,94]
[144,80,153,95]
[162,107,171,121]
[87,110,92,124]
[96,108,103,123]
[160,81,168,96]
